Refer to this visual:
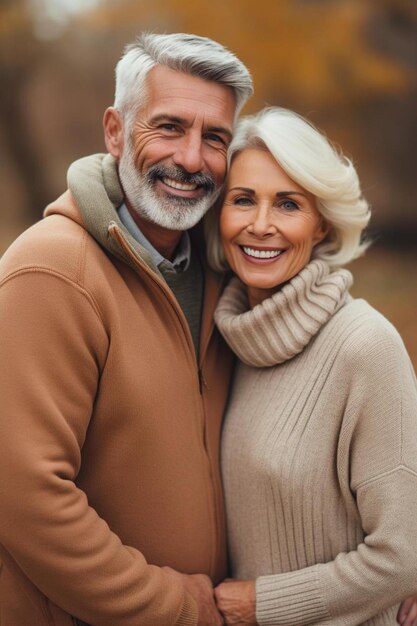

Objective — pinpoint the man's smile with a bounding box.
[162,176,198,192]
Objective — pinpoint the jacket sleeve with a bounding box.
[255,319,417,626]
[0,269,197,626]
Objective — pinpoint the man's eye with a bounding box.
[159,124,178,132]
[205,133,226,145]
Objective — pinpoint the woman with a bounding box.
[204,108,417,625]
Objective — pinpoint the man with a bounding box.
[0,33,253,626]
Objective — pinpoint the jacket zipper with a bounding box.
[109,222,221,576]
[109,223,197,367]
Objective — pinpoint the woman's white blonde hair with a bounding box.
[205,107,371,271]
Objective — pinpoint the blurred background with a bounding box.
[1,0,416,364]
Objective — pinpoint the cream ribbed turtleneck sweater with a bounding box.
[215,260,417,626]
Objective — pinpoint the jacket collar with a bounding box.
[44,153,228,362]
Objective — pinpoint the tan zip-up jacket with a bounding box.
[0,154,233,626]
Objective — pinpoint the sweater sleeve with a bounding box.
[255,315,417,626]
[0,270,197,626]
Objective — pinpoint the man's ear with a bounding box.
[103,107,124,159]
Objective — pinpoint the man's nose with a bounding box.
[172,133,204,174]
[247,206,277,238]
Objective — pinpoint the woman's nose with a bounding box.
[246,207,277,238]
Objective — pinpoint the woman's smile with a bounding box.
[220,148,328,307]
[240,245,286,262]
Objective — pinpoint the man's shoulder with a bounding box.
[0,208,97,287]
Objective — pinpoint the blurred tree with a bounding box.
[1,0,416,244]
[84,0,416,244]
[86,0,411,109]
[0,0,51,219]
[1,0,415,362]
[360,0,417,245]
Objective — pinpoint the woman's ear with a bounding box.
[313,217,331,245]
[103,107,124,159]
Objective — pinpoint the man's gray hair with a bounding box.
[114,32,253,131]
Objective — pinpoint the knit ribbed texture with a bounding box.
[214,260,352,366]
[175,592,198,626]
[217,262,417,625]
[256,569,330,625]
[161,248,203,355]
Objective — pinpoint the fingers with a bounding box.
[398,597,414,623]
[181,573,224,626]
[398,598,417,626]
[404,602,417,626]
[214,579,257,626]
[214,610,225,626]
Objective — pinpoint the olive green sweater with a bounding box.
[215,260,417,625]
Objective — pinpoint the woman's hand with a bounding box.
[398,597,417,626]
[214,579,257,625]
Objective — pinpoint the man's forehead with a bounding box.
[144,65,236,124]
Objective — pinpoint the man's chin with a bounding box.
[124,178,216,230]
[154,211,206,231]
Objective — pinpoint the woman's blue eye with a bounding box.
[281,199,298,211]
[234,196,252,205]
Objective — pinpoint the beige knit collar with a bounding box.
[215,260,353,367]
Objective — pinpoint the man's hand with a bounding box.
[214,579,257,625]
[163,566,224,626]
[398,597,417,626]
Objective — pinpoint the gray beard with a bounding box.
[118,140,221,231]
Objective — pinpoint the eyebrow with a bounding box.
[228,187,308,198]
[150,114,186,125]
[150,114,233,141]
[277,191,308,198]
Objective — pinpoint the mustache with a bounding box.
[146,165,216,193]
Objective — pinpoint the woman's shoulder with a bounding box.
[330,296,412,372]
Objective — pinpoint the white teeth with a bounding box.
[162,177,197,191]
[242,247,283,259]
